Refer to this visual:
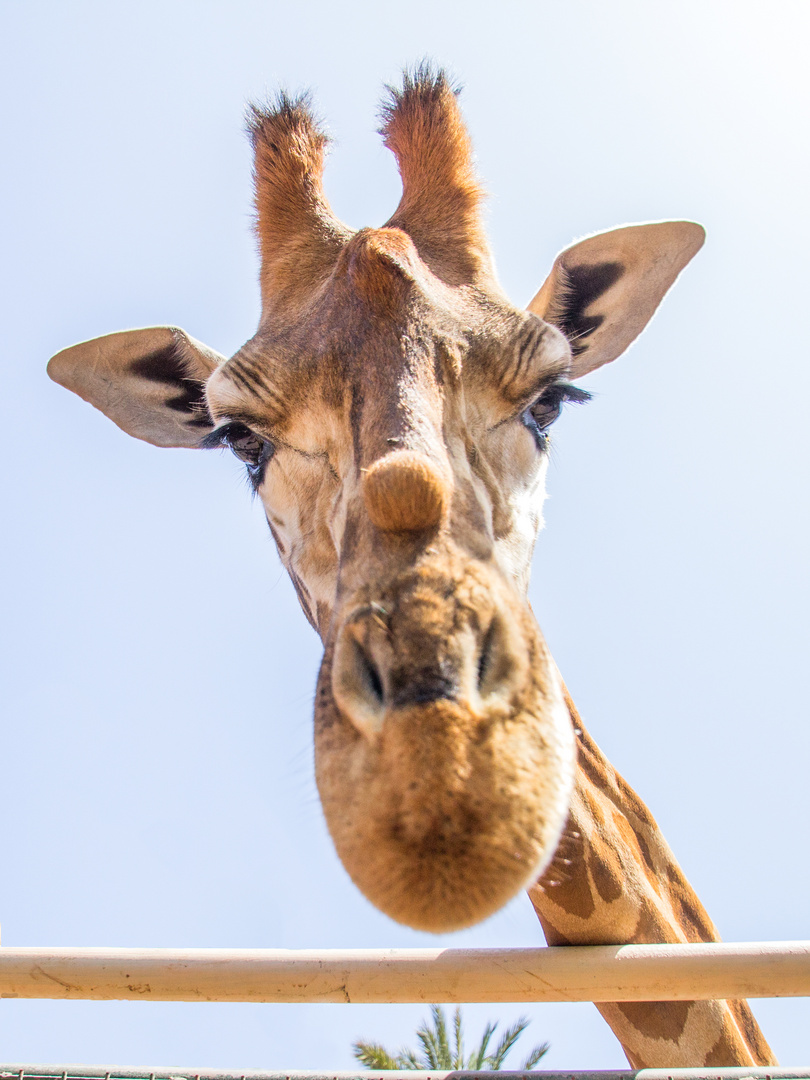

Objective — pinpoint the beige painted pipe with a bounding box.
[0,942,808,1003]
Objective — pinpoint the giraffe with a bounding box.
[47,69,776,1067]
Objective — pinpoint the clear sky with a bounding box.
[2,0,809,1069]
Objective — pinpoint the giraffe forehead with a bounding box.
[209,336,449,458]
[207,236,557,438]
[209,299,459,429]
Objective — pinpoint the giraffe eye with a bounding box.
[202,421,274,471]
[529,394,565,432]
[222,423,266,465]
[521,382,592,450]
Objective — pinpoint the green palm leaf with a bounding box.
[353,1005,549,1071]
[469,1020,497,1069]
[453,1007,464,1070]
[351,1041,402,1070]
[486,1017,530,1068]
[521,1041,551,1070]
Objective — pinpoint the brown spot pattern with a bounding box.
[616,1000,692,1043]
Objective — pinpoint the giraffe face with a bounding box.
[47,68,704,933]
[204,225,578,930]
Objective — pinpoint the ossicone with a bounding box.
[247,91,351,312]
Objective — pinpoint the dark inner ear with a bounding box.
[556,261,625,355]
[129,344,212,428]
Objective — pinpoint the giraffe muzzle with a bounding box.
[330,602,518,740]
[314,557,577,931]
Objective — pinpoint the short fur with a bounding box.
[362,450,448,532]
[380,65,492,286]
[47,69,771,1067]
[248,93,350,314]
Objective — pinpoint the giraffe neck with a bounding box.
[527,687,776,1067]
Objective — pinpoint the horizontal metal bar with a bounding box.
[0,942,808,1004]
[2,1068,810,1080]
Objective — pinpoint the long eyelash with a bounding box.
[521,380,592,452]
[246,454,271,492]
[541,381,593,408]
[200,422,243,450]
[244,465,263,499]
[200,421,273,493]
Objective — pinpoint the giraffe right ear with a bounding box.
[528,221,705,378]
[48,326,225,448]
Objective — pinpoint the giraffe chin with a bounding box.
[313,571,577,932]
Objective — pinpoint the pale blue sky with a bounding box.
[2,0,809,1068]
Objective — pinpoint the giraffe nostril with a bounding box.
[331,627,387,738]
[355,640,384,705]
[476,617,514,700]
[477,620,496,691]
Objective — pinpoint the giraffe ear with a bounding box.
[48,326,225,448]
[528,221,705,378]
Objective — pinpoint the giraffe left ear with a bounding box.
[48,326,224,448]
[528,221,705,378]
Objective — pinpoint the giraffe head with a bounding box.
[48,69,703,931]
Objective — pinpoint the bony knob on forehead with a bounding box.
[362,450,448,533]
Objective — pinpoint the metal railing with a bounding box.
[1,1066,809,1080]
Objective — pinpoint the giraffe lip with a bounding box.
[316,549,580,929]
[315,568,577,930]
[314,682,577,932]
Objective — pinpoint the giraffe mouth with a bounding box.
[313,558,576,932]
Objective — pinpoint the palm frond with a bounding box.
[486,1017,530,1069]
[521,1041,551,1069]
[416,1009,442,1069]
[452,1007,464,1070]
[353,1005,548,1072]
[433,1004,452,1067]
[351,1041,402,1070]
[469,1020,497,1069]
